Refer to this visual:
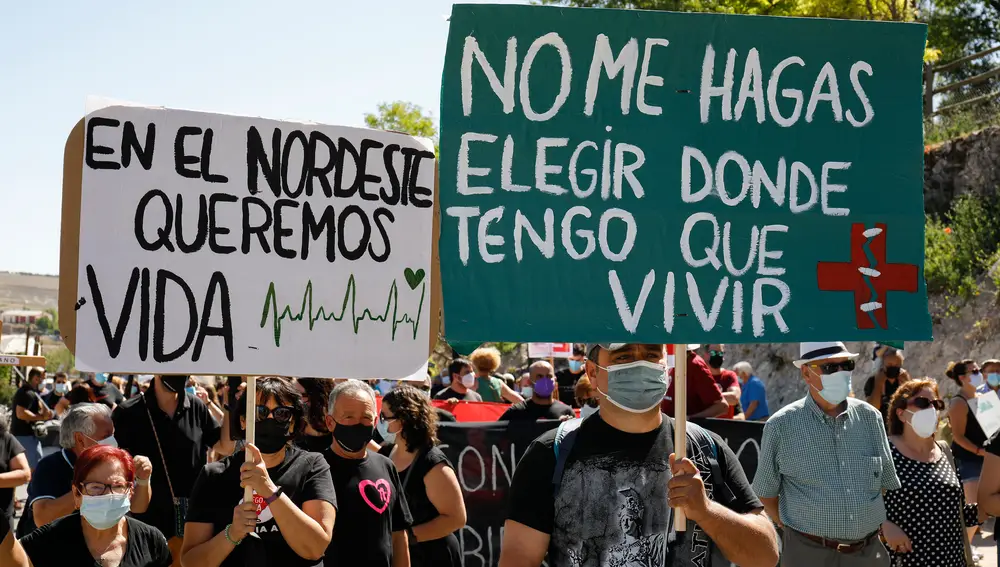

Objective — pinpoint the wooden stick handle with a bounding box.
[673,344,688,532]
[243,376,257,503]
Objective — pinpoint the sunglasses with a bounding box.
[379,413,397,422]
[811,360,856,374]
[256,405,295,424]
[908,397,945,411]
[709,350,723,357]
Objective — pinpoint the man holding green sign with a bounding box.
[439,3,930,566]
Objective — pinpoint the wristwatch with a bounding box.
[264,486,284,505]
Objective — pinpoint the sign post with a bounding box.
[672,343,688,530]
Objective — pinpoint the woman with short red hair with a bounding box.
[0,445,172,567]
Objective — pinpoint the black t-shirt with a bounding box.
[187,445,337,567]
[11,384,42,436]
[507,415,762,567]
[863,374,901,417]
[0,432,25,519]
[432,387,482,402]
[296,432,334,454]
[324,448,413,567]
[113,385,222,538]
[43,391,64,409]
[989,441,1000,541]
[20,512,172,567]
[19,448,76,537]
[500,400,575,422]
[88,381,125,408]
[555,369,585,408]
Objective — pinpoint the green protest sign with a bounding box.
[439,4,931,344]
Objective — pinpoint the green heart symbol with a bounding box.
[404,268,425,290]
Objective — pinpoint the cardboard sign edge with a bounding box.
[59,118,84,355]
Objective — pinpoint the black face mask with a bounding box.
[332,420,374,453]
[160,376,188,393]
[708,354,725,369]
[884,366,901,379]
[255,418,292,454]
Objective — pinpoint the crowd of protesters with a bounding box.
[0,341,997,566]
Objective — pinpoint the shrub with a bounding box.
[924,192,1000,300]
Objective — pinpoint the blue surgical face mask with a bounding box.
[988,373,1000,388]
[185,386,197,396]
[92,373,108,386]
[376,418,396,444]
[55,382,70,394]
[442,375,452,386]
[568,359,584,373]
[812,370,852,405]
[79,493,131,530]
[595,360,668,413]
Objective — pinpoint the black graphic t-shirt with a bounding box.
[500,400,575,422]
[186,445,337,567]
[507,415,762,567]
[324,448,412,567]
[0,432,24,519]
[20,512,172,567]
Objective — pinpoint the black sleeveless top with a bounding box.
[379,443,461,567]
[951,396,987,462]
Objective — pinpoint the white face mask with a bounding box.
[969,372,985,388]
[906,407,939,438]
[461,373,477,388]
[811,370,852,406]
[520,386,533,398]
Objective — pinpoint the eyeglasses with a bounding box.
[810,360,856,374]
[379,413,397,422]
[908,397,945,411]
[79,481,133,496]
[256,405,295,424]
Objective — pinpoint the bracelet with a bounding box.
[224,523,242,546]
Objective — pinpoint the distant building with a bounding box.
[0,309,50,325]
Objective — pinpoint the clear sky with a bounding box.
[0,0,521,276]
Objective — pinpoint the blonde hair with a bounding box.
[469,347,502,374]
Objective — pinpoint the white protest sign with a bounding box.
[971,389,1000,440]
[527,343,573,359]
[72,104,436,378]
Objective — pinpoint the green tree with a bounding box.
[34,316,52,334]
[540,0,918,20]
[44,308,59,332]
[45,345,75,373]
[364,101,437,139]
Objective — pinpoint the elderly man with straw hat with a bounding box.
[754,342,900,566]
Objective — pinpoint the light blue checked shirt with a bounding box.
[753,395,901,541]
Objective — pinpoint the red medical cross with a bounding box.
[816,223,919,330]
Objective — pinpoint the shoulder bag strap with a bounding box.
[142,393,178,502]
[938,440,975,566]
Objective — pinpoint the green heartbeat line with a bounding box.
[260,275,426,347]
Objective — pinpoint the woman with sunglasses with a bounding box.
[378,385,465,567]
[294,378,336,454]
[0,445,172,566]
[882,379,983,566]
[181,377,337,567]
